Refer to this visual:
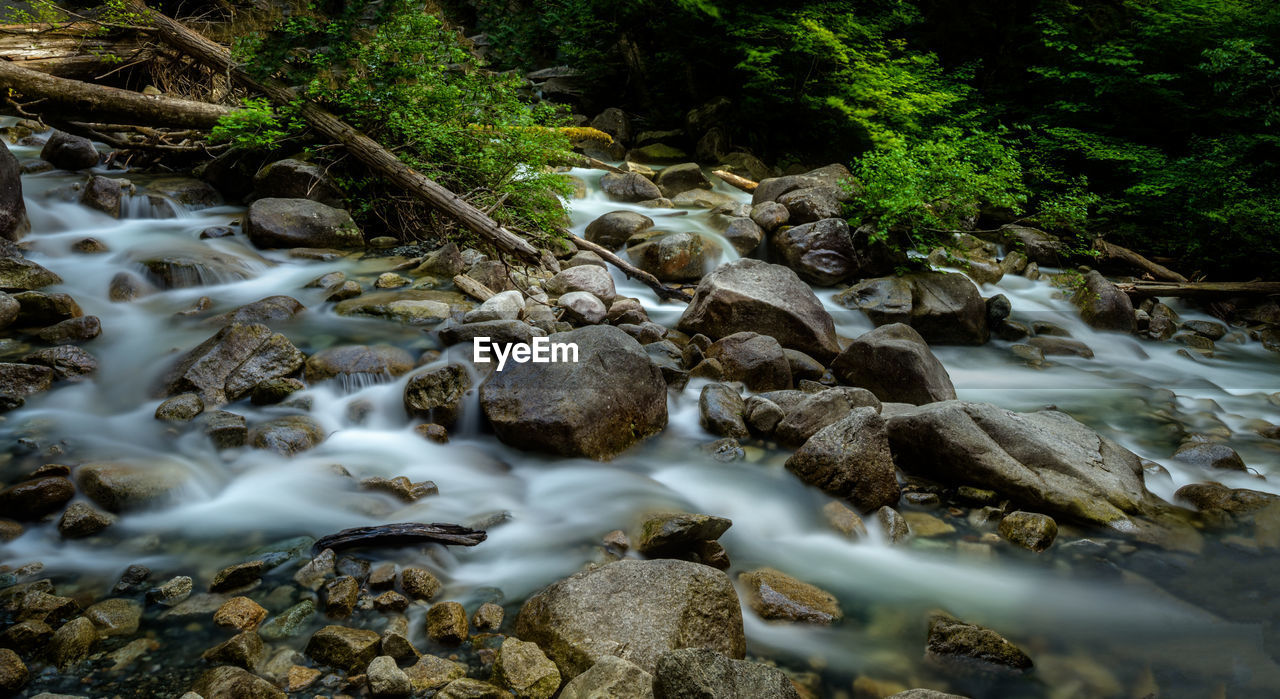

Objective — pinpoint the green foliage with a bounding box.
[223,0,574,241]
[209,98,297,150]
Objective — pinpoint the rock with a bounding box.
[0,648,27,694]
[202,630,265,669]
[627,144,688,164]
[82,598,139,637]
[426,601,469,644]
[473,602,504,631]
[367,655,412,696]
[37,315,101,344]
[480,325,667,460]
[783,349,824,383]
[1147,303,1180,340]
[822,501,868,538]
[12,291,80,328]
[465,290,525,323]
[215,597,267,630]
[1075,271,1135,333]
[560,656,654,699]
[998,511,1058,552]
[161,323,304,406]
[49,617,97,670]
[515,559,745,678]
[721,217,764,255]
[560,291,608,324]
[211,560,267,592]
[204,410,248,449]
[564,250,608,270]
[670,189,733,209]
[653,648,800,699]
[1175,482,1278,515]
[306,625,382,672]
[244,198,363,249]
[136,249,256,289]
[629,231,711,282]
[601,173,662,202]
[1173,441,1247,472]
[901,272,988,345]
[0,252,60,292]
[654,163,711,198]
[405,654,468,691]
[738,567,841,625]
[774,387,882,447]
[778,186,843,224]
[885,691,968,699]
[637,512,732,559]
[1028,336,1094,358]
[304,344,414,383]
[749,201,788,233]
[699,383,748,439]
[24,345,98,380]
[80,175,127,217]
[831,324,956,405]
[251,378,304,405]
[885,401,1178,534]
[437,678,508,698]
[403,364,471,427]
[0,143,28,241]
[77,460,191,512]
[925,613,1033,675]
[153,393,205,423]
[57,502,115,538]
[401,567,441,600]
[108,271,150,302]
[336,290,459,324]
[0,476,74,520]
[678,259,840,361]
[259,600,316,641]
[439,319,538,349]
[0,363,53,400]
[786,408,900,512]
[322,575,358,618]
[591,108,633,143]
[41,131,98,170]
[705,332,791,391]
[208,296,304,327]
[145,176,222,208]
[878,506,911,544]
[0,292,17,328]
[744,395,784,434]
[493,637,561,699]
[546,265,617,304]
[998,225,1063,266]
[752,165,849,203]
[1183,319,1226,340]
[253,159,342,205]
[191,665,286,699]
[770,218,858,286]
[375,272,409,289]
[146,575,193,606]
[248,415,326,455]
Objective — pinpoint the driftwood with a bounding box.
[313,522,487,554]
[569,233,689,302]
[565,154,625,174]
[133,2,543,264]
[0,23,145,78]
[712,169,757,193]
[0,58,233,128]
[1095,238,1187,283]
[452,273,496,302]
[1120,280,1280,299]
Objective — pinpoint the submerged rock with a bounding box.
[304,344,414,384]
[249,415,326,455]
[515,558,745,679]
[925,613,1033,675]
[77,460,191,513]
[997,511,1058,552]
[738,567,842,625]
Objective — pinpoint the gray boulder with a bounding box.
[786,407,900,512]
[721,217,764,255]
[751,164,850,205]
[1075,270,1135,333]
[601,173,662,203]
[0,242,61,292]
[480,325,667,460]
[160,323,304,405]
[404,364,471,427]
[0,141,29,240]
[840,272,987,345]
[585,211,654,250]
[678,259,840,361]
[653,649,799,699]
[777,186,842,224]
[41,131,99,171]
[515,559,745,679]
[304,344,414,384]
[699,383,748,439]
[773,387,882,447]
[244,198,363,249]
[831,324,956,405]
[253,159,343,206]
[546,265,617,304]
[706,332,791,391]
[559,656,654,699]
[629,232,711,282]
[654,163,712,198]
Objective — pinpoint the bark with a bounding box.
[313,523,486,553]
[1120,280,1280,299]
[570,234,689,303]
[0,58,232,128]
[1095,238,1188,283]
[133,2,543,263]
[452,273,496,302]
[0,23,145,78]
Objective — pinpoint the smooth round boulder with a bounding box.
[545,265,617,304]
[253,159,343,205]
[654,163,712,198]
[998,511,1058,552]
[244,198,363,249]
[559,291,608,325]
[41,131,99,171]
[0,476,74,520]
[831,323,956,405]
[777,186,842,224]
[721,217,764,255]
[600,173,662,203]
[515,558,745,679]
[705,332,791,391]
[1075,270,1135,333]
[628,231,711,282]
[480,325,667,460]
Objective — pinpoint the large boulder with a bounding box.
[831,324,955,405]
[0,363,53,398]
[653,649,800,699]
[515,559,745,679]
[480,325,667,460]
[654,163,712,198]
[677,259,840,361]
[243,198,363,249]
[560,656,654,699]
[884,401,1177,532]
[403,364,472,427]
[786,407,900,512]
[839,272,987,345]
[136,248,257,289]
[546,265,617,304]
[628,231,712,282]
[1075,270,1135,333]
[600,173,662,203]
[777,186,842,224]
[41,131,99,171]
[160,323,305,405]
[77,460,192,513]
[705,332,791,392]
[0,241,61,292]
[771,218,857,287]
[0,142,29,241]
[998,225,1063,266]
[751,164,850,206]
[584,211,653,250]
[253,159,343,206]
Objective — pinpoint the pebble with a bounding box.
[426,601,468,644]
[214,596,268,630]
[400,567,440,600]
[472,602,504,631]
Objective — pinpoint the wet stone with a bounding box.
[822,501,867,538]
[48,616,97,670]
[324,575,359,618]
[259,599,316,641]
[738,567,842,625]
[493,636,561,699]
[473,602,504,631]
[406,654,468,691]
[204,410,248,448]
[374,590,409,613]
[998,511,1058,552]
[155,392,204,422]
[215,596,268,630]
[925,613,1033,675]
[84,598,140,636]
[294,548,336,590]
[211,560,267,592]
[368,654,413,696]
[878,506,910,544]
[305,625,383,672]
[0,648,28,694]
[401,567,441,601]
[202,630,265,669]
[426,601,469,645]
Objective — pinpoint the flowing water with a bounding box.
[3,129,1280,697]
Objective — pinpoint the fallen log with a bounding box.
[0,23,145,78]
[1119,280,1280,300]
[712,169,757,193]
[0,58,233,128]
[452,273,496,302]
[133,2,543,264]
[313,522,487,554]
[565,153,625,174]
[569,233,689,303]
[1095,238,1187,283]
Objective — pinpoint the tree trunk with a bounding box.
[0,23,145,78]
[569,234,689,302]
[1094,238,1187,283]
[0,58,232,128]
[133,2,543,264]
[1120,280,1280,300]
